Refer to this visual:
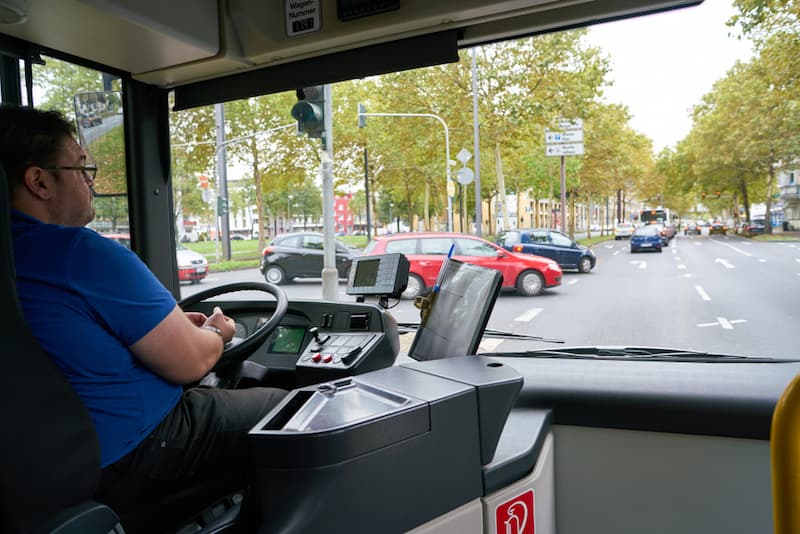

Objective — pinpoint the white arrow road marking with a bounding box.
[694,285,711,301]
[514,308,543,322]
[697,317,747,330]
[715,258,735,269]
[629,260,647,269]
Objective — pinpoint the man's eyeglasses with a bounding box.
[42,164,98,185]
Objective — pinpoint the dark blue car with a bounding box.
[497,228,596,273]
[630,225,663,253]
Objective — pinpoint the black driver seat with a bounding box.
[0,166,122,533]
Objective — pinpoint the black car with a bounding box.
[497,228,596,273]
[259,232,359,284]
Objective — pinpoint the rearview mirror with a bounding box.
[73,91,125,196]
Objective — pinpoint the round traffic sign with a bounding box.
[456,167,474,185]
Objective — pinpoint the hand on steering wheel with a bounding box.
[177,282,288,370]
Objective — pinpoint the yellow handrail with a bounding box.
[772,372,800,534]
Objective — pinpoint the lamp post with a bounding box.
[287,194,293,233]
[357,110,453,231]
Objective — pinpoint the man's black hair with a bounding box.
[0,104,76,199]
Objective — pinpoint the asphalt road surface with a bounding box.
[180,234,800,359]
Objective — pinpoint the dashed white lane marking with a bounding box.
[613,249,621,256]
[712,239,753,257]
[630,260,647,270]
[715,258,735,269]
[677,264,687,270]
[567,279,580,285]
[759,258,767,263]
[694,285,711,301]
[514,307,543,322]
[718,317,734,330]
[695,242,701,246]
[796,258,800,263]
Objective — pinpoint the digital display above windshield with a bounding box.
[268,326,306,354]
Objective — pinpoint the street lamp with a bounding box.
[357,109,453,231]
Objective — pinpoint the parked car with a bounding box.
[497,228,596,273]
[176,244,209,284]
[709,221,727,235]
[259,232,359,285]
[740,220,765,237]
[630,225,663,253]
[361,232,562,299]
[613,222,635,240]
[102,233,208,283]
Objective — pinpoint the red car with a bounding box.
[361,232,562,299]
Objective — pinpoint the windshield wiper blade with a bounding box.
[484,346,794,362]
[395,323,563,344]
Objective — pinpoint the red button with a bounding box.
[311,354,322,363]
[323,354,333,363]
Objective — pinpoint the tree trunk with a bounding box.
[765,155,775,235]
[739,174,751,223]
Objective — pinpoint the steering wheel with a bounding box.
[178,281,288,369]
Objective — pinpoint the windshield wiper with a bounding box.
[484,346,796,362]
[395,323,564,344]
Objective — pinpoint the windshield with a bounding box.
[168,1,795,360]
[17,1,796,361]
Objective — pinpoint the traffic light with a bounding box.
[291,86,325,138]
[217,196,228,216]
[358,103,367,128]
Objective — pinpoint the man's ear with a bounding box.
[22,166,55,200]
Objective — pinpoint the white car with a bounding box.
[613,222,635,239]
[176,244,208,284]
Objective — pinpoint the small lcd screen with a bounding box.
[353,258,380,287]
[268,326,306,354]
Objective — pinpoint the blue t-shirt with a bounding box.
[11,210,181,467]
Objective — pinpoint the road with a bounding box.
[180,234,800,359]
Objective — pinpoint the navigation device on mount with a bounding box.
[346,253,410,304]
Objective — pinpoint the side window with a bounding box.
[550,232,573,247]
[457,238,496,257]
[532,230,549,244]
[277,236,302,248]
[31,57,128,236]
[385,239,418,255]
[499,231,519,246]
[303,235,324,250]
[419,238,454,255]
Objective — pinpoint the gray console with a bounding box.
[249,355,523,533]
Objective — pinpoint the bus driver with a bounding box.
[0,104,287,531]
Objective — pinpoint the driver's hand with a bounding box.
[203,306,236,343]
[185,311,207,327]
